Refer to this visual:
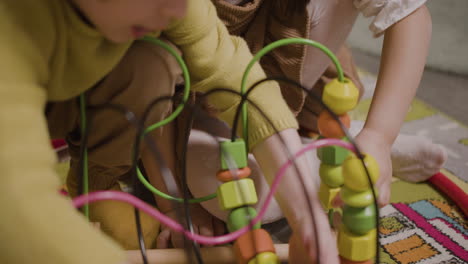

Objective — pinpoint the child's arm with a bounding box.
[0,3,126,263]
[354,5,432,206]
[163,0,337,261]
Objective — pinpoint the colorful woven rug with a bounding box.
[353,71,468,264]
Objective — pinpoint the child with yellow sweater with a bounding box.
[0,0,338,263]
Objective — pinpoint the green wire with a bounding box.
[137,168,217,203]
[139,36,217,203]
[79,94,89,219]
[240,38,345,146]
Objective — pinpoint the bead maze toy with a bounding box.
[72,37,380,264]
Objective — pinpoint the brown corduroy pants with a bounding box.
[47,41,183,249]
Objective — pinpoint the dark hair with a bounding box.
[275,0,311,15]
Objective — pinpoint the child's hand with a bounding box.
[353,128,392,207]
[156,203,225,248]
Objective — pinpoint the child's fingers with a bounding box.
[156,228,171,249]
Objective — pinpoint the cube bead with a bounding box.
[227,206,261,232]
[247,252,279,264]
[338,226,377,261]
[343,154,379,192]
[320,163,344,188]
[234,229,275,264]
[339,256,374,264]
[322,78,359,115]
[217,178,258,211]
[319,183,341,209]
[341,186,377,208]
[318,111,350,139]
[317,137,350,165]
[343,204,376,235]
[220,139,248,170]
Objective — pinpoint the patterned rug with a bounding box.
[353,71,468,264]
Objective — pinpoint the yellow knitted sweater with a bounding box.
[0,0,296,263]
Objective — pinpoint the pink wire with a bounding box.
[72,138,355,245]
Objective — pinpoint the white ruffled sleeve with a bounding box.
[354,0,427,37]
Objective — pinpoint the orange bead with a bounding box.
[216,167,252,182]
[318,111,350,138]
[234,229,275,264]
[340,256,374,264]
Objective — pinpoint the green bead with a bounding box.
[341,186,378,208]
[227,207,261,232]
[320,163,344,188]
[343,204,376,235]
[220,139,248,170]
[317,137,350,165]
[217,178,258,211]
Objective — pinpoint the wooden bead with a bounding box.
[341,186,378,208]
[319,163,344,188]
[234,229,275,264]
[319,183,341,209]
[247,252,279,264]
[338,226,377,261]
[343,154,379,192]
[343,204,376,235]
[227,207,261,232]
[318,111,351,139]
[217,178,258,211]
[216,167,252,182]
[317,137,350,166]
[220,139,248,170]
[339,256,374,264]
[322,78,359,115]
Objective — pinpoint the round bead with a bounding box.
[343,154,379,192]
[343,204,376,235]
[320,163,344,188]
[322,78,359,115]
[317,111,350,139]
[341,186,378,208]
[227,206,261,232]
[248,252,279,264]
[216,167,252,182]
[339,256,374,264]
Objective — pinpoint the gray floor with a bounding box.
[352,49,468,125]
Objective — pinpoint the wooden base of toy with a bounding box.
[127,244,288,264]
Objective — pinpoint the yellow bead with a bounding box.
[341,186,378,208]
[247,252,279,264]
[338,226,377,261]
[343,154,379,192]
[319,183,341,209]
[319,163,344,188]
[322,78,359,115]
[217,178,258,211]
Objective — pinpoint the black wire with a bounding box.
[230,76,380,262]
[134,95,203,264]
[79,103,150,264]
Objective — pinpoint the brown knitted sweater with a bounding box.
[211,0,364,118]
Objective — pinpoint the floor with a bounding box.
[351,49,468,125]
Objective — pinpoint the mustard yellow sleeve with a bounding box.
[0,2,125,263]
[164,0,298,149]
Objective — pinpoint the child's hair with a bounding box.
[274,0,311,16]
